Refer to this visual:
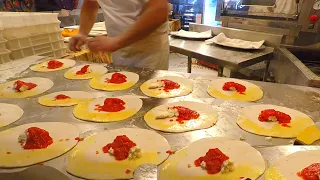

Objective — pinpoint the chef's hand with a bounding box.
[87,36,121,52]
[69,33,88,51]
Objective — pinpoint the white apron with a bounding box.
[96,0,169,70]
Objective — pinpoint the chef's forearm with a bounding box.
[115,0,168,49]
[79,0,99,36]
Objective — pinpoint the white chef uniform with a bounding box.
[248,0,303,15]
[96,0,170,70]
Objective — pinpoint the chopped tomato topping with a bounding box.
[102,135,136,161]
[22,127,53,150]
[75,137,84,141]
[125,169,132,174]
[14,80,37,92]
[106,72,127,84]
[297,163,320,180]
[159,79,180,92]
[76,65,90,75]
[95,98,125,112]
[194,148,229,174]
[166,150,175,155]
[54,94,70,100]
[47,60,63,69]
[259,109,291,126]
[172,106,200,124]
[222,82,246,94]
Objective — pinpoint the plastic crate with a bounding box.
[0,51,11,64]
[52,40,65,50]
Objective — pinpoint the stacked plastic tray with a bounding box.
[0,27,11,64]
[0,12,67,61]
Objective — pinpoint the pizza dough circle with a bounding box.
[67,128,170,180]
[0,103,23,128]
[64,64,108,80]
[207,78,263,102]
[0,77,54,98]
[237,104,314,138]
[265,150,320,180]
[0,122,79,168]
[89,71,139,91]
[38,91,94,107]
[144,101,217,132]
[73,97,143,122]
[30,59,76,72]
[140,76,193,98]
[159,138,265,180]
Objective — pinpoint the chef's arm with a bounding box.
[79,0,99,36]
[114,0,168,49]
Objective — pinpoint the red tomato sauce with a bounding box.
[21,127,53,150]
[14,80,37,92]
[47,60,63,69]
[297,163,320,180]
[76,65,90,75]
[258,109,291,126]
[222,82,246,94]
[102,135,136,161]
[95,98,126,112]
[54,94,71,100]
[106,72,127,84]
[194,148,230,174]
[166,150,175,155]
[172,106,200,124]
[159,79,180,92]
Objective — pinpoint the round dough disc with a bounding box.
[0,122,79,167]
[0,103,23,128]
[237,104,314,138]
[73,97,143,122]
[144,101,217,132]
[38,91,94,107]
[30,59,76,72]
[207,78,263,102]
[64,64,108,80]
[0,77,54,98]
[140,76,193,98]
[265,150,320,180]
[67,128,170,179]
[89,71,139,91]
[159,138,265,180]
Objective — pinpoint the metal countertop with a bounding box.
[0,59,319,179]
[169,37,274,71]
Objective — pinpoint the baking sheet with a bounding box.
[170,30,212,39]
[0,60,319,179]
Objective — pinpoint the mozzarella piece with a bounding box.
[267,116,277,122]
[128,147,142,160]
[18,131,28,146]
[154,108,179,119]
[221,160,235,173]
[148,81,164,89]
[200,161,206,170]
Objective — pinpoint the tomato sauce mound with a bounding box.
[172,106,200,124]
[194,148,229,174]
[222,82,246,94]
[106,72,127,84]
[95,98,126,112]
[102,135,136,161]
[54,94,71,100]
[159,79,180,92]
[76,65,90,75]
[297,163,320,180]
[14,80,37,92]
[22,127,53,150]
[47,60,63,69]
[258,109,291,126]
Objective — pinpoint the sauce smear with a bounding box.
[14,80,37,92]
[76,65,90,75]
[106,72,127,84]
[194,148,230,174]
[259,109,291,126]
[297,163,320,180]
[159,79,180,92]
[102,135,136,161]
[95,98,126,112]
[22,127,53,150]
[54,94,71,100]
[172,106,200,124]
[47,60,63,69]
[222,82,246,94]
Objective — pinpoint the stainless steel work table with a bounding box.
[169,37,275,78]
[0,59,319,179]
